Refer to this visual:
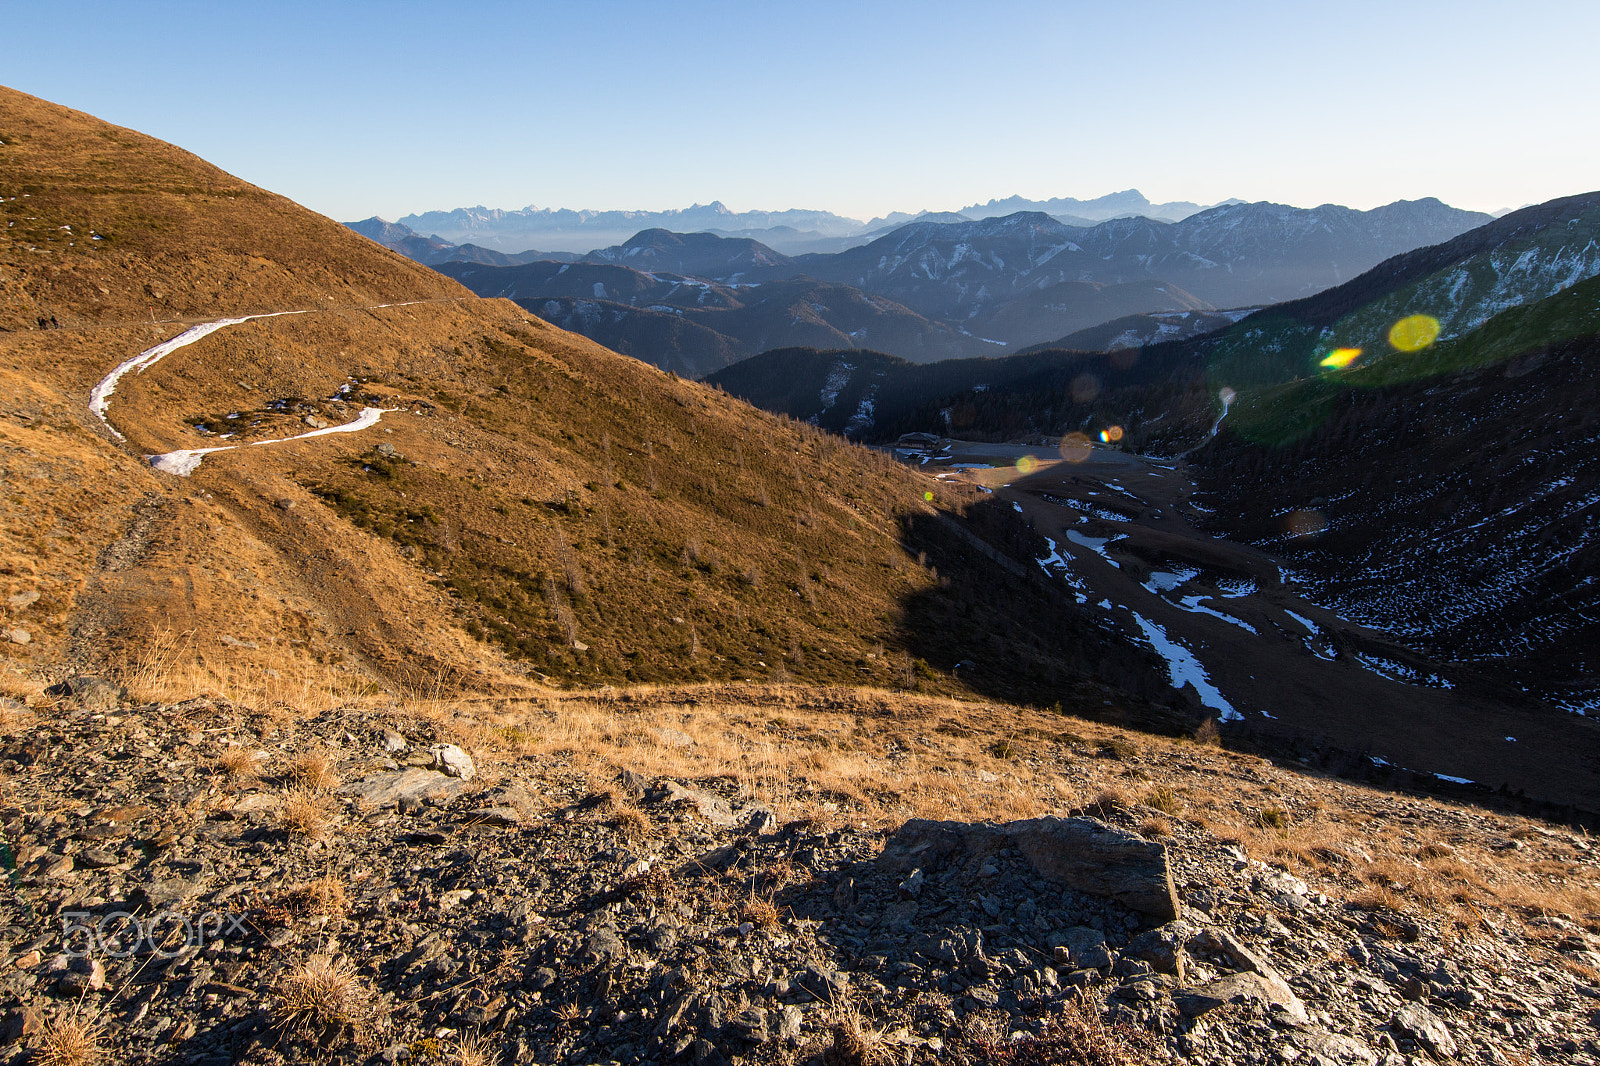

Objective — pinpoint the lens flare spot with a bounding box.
[1070,373,1101,403]
[1283,510,1327,539]
[1106,425,1124,442]
[1388,314,1440,352]
[1099,430,1111,443]
[1059,432,1093,463]
[1319,347,1363,369]
[1015,455,1039,475]
[923,491,934,502]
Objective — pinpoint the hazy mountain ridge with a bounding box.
[410,198,1493,372]
[958,188,1235,222]
[394,200,866,253]
[512,279,1001,376]
[790,199,1494,321]
[346,217,571,267]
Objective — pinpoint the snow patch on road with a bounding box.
[148,407,393,476]
[90,312,308,439]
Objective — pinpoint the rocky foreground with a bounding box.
[1,681,1596,1065]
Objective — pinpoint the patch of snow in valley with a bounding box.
[1144,569,1200,594]
[1284,609,1319,633]
[1036,536,1090,603]
[1175,595,1259,634]
[1354,654,1455,690]
[1065,529,1122,569]
[1215,576,1257,598]
[817,362,854,412]
[844,387,878,437]
[1130,612,1240,720]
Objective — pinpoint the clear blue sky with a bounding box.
[8,0,1598,223]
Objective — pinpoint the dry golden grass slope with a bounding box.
[0,85,1162,718]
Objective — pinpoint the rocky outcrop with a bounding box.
[878,815,1181,920]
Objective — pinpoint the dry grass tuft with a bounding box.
[606,797,650,839]
[31,1012,104,1066]
[1255,806,1289,831]
[273,956,383,1048]
[278,788,333,841]
[1137,817,1171,838]
[288,749,339,791]
[282,873,348,918]
[451,1031,498,1066]
[949,993,1158,1065]
[1086,787,1133,816]
[1142,785,1181,815]
[741,893,782,931]
[1099,737,1138,761]
[213,746,261,782]
[821,1003,881,1066]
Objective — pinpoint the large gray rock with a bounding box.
[877,816,1180,920]
[341,767,471,808]
[1179,926,1309,1025]
[647,779,737,827]
[1175,971,1309,1025]
[1289,1030,1379,1066]
[1123,920,1194,979]
[1391,1003,1456,1058]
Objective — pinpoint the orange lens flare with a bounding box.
[1098,425,1125,443]
[1388,314,1440,352]
[1283,510,1327,538]
[1319,347,1363,369]
[1059,433,1092,463]
[1015,455,1039,475]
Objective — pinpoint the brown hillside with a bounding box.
[0,86,1164,720]
[0,85,462,329]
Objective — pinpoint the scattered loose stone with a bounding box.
[340,766,471,807]
[428,742,475,780]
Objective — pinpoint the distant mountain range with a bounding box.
[363,189,1238,256]
[390,201,864,255]
[384,197,1491,371]
[957,189,1239,223]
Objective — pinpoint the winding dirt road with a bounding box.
[87,300,453,475]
